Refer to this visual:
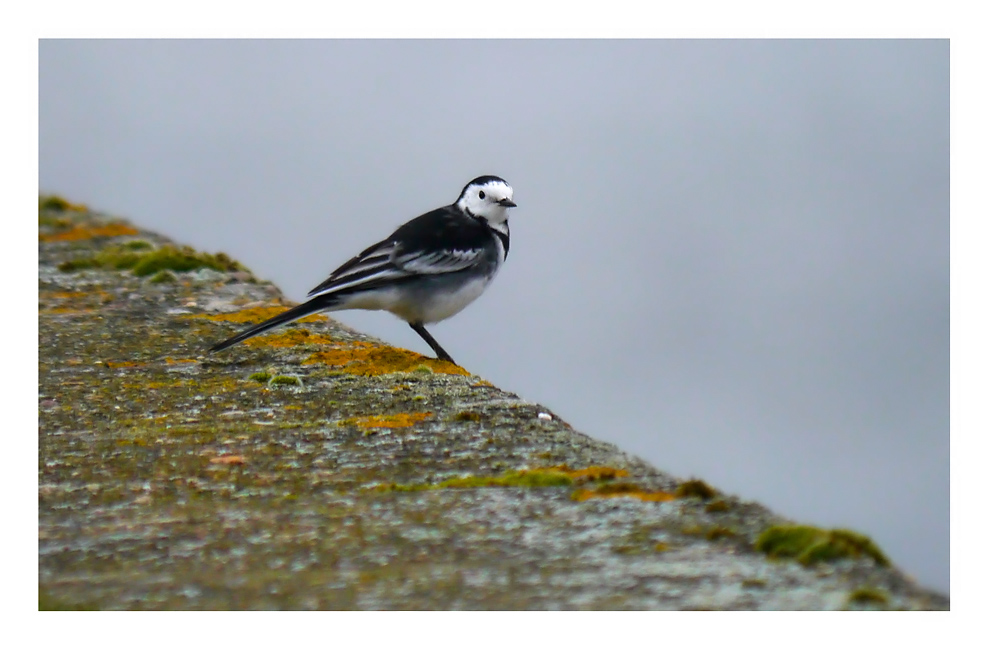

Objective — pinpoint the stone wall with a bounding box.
[38,197,948,610]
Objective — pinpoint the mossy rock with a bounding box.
[58,244,245,277]
[755,524,889,567]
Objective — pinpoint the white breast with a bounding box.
[412,275,494,324]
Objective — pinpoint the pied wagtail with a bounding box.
[209,175,516,366]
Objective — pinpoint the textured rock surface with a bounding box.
[37,200,948,610]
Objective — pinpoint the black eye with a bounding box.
[478,191,486,200]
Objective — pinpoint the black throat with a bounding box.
[464,207,510,259]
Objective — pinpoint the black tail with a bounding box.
[208,295,340,353]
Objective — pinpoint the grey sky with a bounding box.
[39,39,948,592]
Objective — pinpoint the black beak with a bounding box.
[498,198,517,208]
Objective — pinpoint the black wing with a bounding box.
[307,205,494,298]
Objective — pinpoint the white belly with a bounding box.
[332,274,494,324]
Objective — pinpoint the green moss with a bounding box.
[755,525,820,558]
[149,270,178,284]
[248,372,272,383]
[122,239,155,250]
[56,256,105,272]
[39,195,86,213]
[675,479,718,500]
[452,410,483,422]
[801,529,890,566]
[412,365,434,374]
[269,375,303,387]
[130,247,243,276]
[374,468,574,492]
[57,244,245,277]
[755,524,890,567]
[440,469,572,489]
[847,586,890,605]
[704,499,730,513]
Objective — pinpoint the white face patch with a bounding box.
[458,180,515,224]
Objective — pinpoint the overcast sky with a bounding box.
[39,39,948,593]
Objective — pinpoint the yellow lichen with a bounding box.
[195,307,470,375]
[39,288,115,313]
[374,465,634,495]
[39,308,95,316]
[438,469,573,489]
[304,342,470,376]
[338,412,433,429]
[244,329,337,348]
[373,468,575,492]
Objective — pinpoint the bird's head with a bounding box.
[456,175,516,224]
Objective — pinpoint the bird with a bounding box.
[208,175,517,366]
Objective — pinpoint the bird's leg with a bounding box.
[409,322,457,365]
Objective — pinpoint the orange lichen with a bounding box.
[304,342,470,376]
[103,361,145,369]
[119,380,183,390]
[164,357,198,364]
[39,308,95,316]
[209,455,247,465]
[571,482,676,503]
[39,223,139,242]
[42,291,89,300]
[338,412,433,429]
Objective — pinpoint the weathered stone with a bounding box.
[38,198,948,610]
